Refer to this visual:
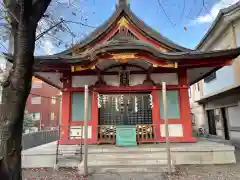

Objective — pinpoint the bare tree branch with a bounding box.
[32,0,52,24]
[64,20,96,28]
[36,18,64,41]
[1,1,19,23]
[0,41,7,51]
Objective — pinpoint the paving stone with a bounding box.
[22,168,166,180]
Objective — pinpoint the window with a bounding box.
[188,87,191,98]
[32,82,42,88]
[50,112,55,120]
[31,96,41,104]
[204,72,216,83]
[195,83,200,91]
[51,96,56,104]
[235,28,240,47]
[191,113,196,126]
[31,112,40,121]
[0,86,2,104]
[71,92,92,121]
[32,77,42,88]
[159,90,180,119]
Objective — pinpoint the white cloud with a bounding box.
[194,0,239,24]
[43,40,55,55]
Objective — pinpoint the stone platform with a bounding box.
[22,140,236,172]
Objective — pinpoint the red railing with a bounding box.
[98,125,116,144]
[136,124,156,143]
[97,124,156,144]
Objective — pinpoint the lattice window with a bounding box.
[99,94,152,126]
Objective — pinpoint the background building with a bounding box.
[190,3,240,144]
[26,77,61,131]
[0,55,61,132]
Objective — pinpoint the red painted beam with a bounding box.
[63,85,187,93]
[179,59,232,68]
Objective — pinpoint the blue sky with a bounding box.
[0,0,239,55]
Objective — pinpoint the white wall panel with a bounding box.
[160,124,183,137]
[151,73,178,85]
[227,106,240,127]
[72,76,98,87]
[69,126,92,139]
[103,75,119,86]
[130,74,146,86]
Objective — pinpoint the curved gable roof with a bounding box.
[55,1,191,56]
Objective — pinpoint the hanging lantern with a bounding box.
[149,94,153,108]
[134,96,138,112]
[120,94,123,104]
[115,96,119,111]
[97,94,102,108]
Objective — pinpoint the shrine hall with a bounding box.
[5,0,240,145]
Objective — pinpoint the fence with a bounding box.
[22,129,59,150]
[97,124,156,144]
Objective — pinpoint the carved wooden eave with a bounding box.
[3,1,240,87]
[3,42,240,71]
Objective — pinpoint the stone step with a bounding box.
[88,159,172,166]
[57,158,173,168]
[88,165,176,173]
[87,152,167,160]
[57,162,175,173]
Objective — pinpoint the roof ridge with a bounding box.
[50,1,191,56]
[196,1,240,49]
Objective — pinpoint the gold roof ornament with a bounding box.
[118,17,129,27]
[110,53,137,60]
[152,62,178,68]
[71,65,95,72]
[159,46,168,52]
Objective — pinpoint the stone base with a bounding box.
[22,140,236,171]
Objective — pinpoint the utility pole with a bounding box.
[83,85,89,176]
[162,82,172,173]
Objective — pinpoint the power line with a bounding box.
[30,93,62,101]
[196,0,205,18]
[157,0,175,28]
[187,0,197,18]
[179,0,186,23]
[203,0,214,20]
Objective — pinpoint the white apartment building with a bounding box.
[190,2,240,144]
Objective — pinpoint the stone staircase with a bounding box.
[78,145,175,173]
[22,140,236,172]
[53,144,175,173]
[55,144,83,168]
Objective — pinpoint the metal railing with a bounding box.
[22,129,59,150]
[55,124,83,169]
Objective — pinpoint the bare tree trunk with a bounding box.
[0,0,37,179]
